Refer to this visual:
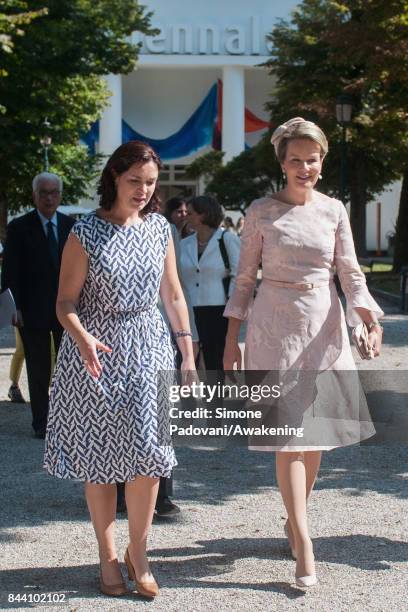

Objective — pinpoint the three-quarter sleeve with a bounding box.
[223,202,262,320]
[334,203,383,326]
[224,231,241,298]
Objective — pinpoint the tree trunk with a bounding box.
[348,155,367,257]
[0,194,8,243]
[393,171,408,272]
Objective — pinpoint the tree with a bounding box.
[186,137,283,211]
[325,1,408,269]
[185,150,224,185]
[0,1,47,115]
[393,175,408,272]
[0,1,45,59]
[264,0,408,256]
[0,0,157,238]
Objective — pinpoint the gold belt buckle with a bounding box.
[303,282,314,289]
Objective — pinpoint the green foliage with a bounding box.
[264,0,408,202]
[44,144,102,202]
[0,0,156,222]
[0,1,46,87]
[260,0,408,253]
[189,2,408,224]
[185,150,224,182]
[0,1,46,55]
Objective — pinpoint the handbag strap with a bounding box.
[218,230,231,272]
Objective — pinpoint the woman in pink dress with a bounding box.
[223,118,383,588]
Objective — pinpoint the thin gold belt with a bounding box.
[263,278,331,290]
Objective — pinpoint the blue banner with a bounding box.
[81,82,258,160]
[122,83,218,160]
[80,121,99,155]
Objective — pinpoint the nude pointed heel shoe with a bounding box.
[295,548,317,588]
[284,522,297,560]
[295,574,318,588]
[124,547,159,598]
[99,565,128,597]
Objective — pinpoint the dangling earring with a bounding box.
[319,174,323,180]
[282,169,287,181]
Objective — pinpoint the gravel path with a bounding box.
[0,298,407,611]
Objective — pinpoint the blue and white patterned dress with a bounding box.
[44,212,177,483]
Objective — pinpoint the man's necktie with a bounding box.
[47,221,59,269]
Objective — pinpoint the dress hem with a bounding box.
[43,460,177,484]
[247,429,376,452]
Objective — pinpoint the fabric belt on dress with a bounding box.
[263,278,331,290]
[82,303,156,318]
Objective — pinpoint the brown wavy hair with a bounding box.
[97,141,162,215]
[188,195,223,228]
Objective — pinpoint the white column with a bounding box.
[222,66,245,163]
[99,74,122,155]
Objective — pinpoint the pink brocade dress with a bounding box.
[223,193,383,451]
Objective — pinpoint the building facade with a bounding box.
[94,0,400,251]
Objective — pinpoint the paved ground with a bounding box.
[0,298,407,611]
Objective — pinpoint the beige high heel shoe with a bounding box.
[296,574,318,588]
[124,547,159,598]
[99,564,128,597]
[295,547,317,588]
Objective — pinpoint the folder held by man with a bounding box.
[0,288,17,329]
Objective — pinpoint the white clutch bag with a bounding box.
[351,323,374,360]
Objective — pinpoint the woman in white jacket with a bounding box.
[180,196,240,372]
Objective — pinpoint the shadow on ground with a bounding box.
[0,533,406,607]
[0,397,407,534]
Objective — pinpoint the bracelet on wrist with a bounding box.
[366,321,383,332]
[174,330,192,338]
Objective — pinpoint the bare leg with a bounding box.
[285,451,322,554]
[9,329,25,385]
[276,452,318,578]
[304,450,322,498]
[125,476,159,583]
[85,482,123,585]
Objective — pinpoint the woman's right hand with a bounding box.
[77,332,112,378]
[368,325,383,357]
[180,356,198,387]
[223,339,242,371]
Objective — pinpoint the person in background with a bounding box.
[222,216,237,233]
[8,328,58,404]
[156,221,199,516]
[236,216,245,237]
[180,195,240,374]
[1,172,74,438]
[163,197,193,239]
[8,329,26,403]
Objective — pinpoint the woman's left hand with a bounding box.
[368,326,383,357]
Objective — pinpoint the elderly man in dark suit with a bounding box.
[1,172,75,438]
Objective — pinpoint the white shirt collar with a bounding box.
[37,209,58,228]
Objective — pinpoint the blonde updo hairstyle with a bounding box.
[271,117,329,164]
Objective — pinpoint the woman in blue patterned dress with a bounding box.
[44,141,195,598]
